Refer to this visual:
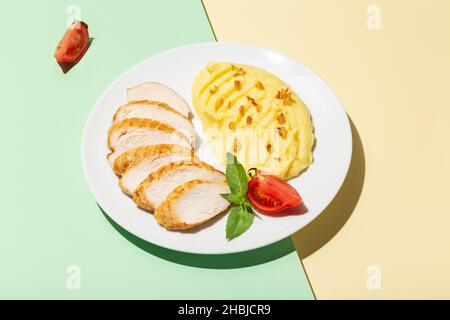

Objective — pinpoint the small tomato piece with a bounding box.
[246,170,302,214]
[54,21,89,63]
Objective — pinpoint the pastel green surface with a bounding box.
[0,0,313,299]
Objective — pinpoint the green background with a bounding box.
[0,0,313,299]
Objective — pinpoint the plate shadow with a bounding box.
[100,207,296,269]
[292,117,365,259]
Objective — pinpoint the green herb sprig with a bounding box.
[221,152,255,240]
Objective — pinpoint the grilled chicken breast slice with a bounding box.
[113,100,195,145]
[116,145,198,195]
[107,118,190,167]
[155,180,230,230]
[127,82,190,117]
[133,161,225,211]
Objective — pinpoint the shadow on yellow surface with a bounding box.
[292,117,365,259]
[100,207,295,269]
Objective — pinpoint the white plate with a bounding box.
[81,42,352,255]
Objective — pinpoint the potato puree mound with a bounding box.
[192,62,314,180]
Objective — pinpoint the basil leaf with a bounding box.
[221,193,244,205]
[225,152,248,196]
[226,205,254,240]
[242,198,253,211]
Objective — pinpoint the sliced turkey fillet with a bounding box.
[155,180,230,230]
[113,100,195,145]
[127,82,190,117]
[133,161,226,211]
[113,144,196,175]
[117,145,199,195]
[107,118,190,167]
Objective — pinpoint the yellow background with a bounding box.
[204,0,450,299]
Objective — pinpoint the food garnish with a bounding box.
[221,153,254,240]
[246,96,257,106]
[255,81,265,90]
[54,21,89,63]
[233,67,246,76]
[277,113,286,125]
[209,86,219,94]
[221,152,303,239]
[277,126,288,139]
[276,88,295,105]
[247,168,302,215]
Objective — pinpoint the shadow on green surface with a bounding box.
[100,207,295,269]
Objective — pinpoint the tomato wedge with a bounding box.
[246,169,302,214]
[54,21,89,63]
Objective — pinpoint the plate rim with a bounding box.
[81,41,353,255]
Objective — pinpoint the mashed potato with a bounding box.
[192,62,314,180]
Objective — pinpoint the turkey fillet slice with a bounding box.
[107,118,190,167]
[133,161,225,211]
[116,145,198,195]
[113,100,194,145]
[155,180,231,230]
[127,82,190,117]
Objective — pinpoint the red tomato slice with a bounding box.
[246,170,302,214]
[54,21,89,63]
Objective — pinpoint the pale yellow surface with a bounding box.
[204,0,450,299]
[192,62,314,179]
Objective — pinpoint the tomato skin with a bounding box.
[54,21,89,63]
[246,171,302,214]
